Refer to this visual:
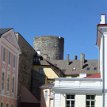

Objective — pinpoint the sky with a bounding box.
[0,0,107,60]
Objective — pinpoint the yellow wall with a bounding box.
[43,68,58,79]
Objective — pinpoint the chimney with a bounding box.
[74,55,77,60]
[67,54,70,64]
[80,53,85,69]
[100,14,106,24]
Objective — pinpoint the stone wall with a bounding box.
[34,36,64,60]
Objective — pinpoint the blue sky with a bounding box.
[0,0,107,59]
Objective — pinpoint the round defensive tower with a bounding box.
[33,36,64,60]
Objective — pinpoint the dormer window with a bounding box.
[87,67,90,70]
[94,67,97,70]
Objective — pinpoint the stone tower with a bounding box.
[33,36,64,60]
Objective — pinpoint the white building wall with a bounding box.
[54,94,61,107]
[104,93,107,107]
[104,34,107,89]
[54,93,102,107]
[103,33,107,107]
[60,94,66,107]
[100,36,103,79]
[50,99,54,107]
[75,95,85,107]
[95,95,103,107]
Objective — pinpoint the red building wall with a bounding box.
[0,29,20,107]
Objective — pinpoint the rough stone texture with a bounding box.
[17,33,36,95]
[33,36,64,60]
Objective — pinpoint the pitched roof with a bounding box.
[0,28,12,37]
[35,56,98,76]
[33,56,65,77]
[49,59,98,75]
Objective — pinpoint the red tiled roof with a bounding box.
[85,73,101,78]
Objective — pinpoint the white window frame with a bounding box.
[86,95,95,107]
[66,94,75,107]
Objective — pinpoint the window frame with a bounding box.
[66,94,75,107]
[86,95,96,107]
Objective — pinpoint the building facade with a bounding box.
[52,14,107,107]
[97,14,107,107]
[0,28,21,107]
[53,78,102,107]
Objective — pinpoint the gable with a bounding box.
[2,29,20,50]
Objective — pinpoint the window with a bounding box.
[13,56,16,68]
[87,68,90,70]
[7,74,10,91]
[86,95,95,107]
[8,52,11,65]
[94,67,97,70]
[3,47,5,61]
[11,105,13,107]
[66,95,75,107]
[1,72,5,90]
[1,103,4,107]
[6,104,9,107]
[12,77,15,93]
